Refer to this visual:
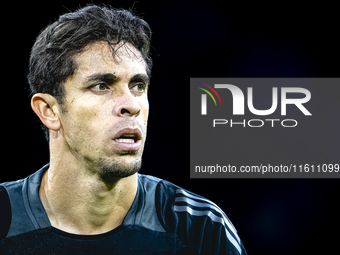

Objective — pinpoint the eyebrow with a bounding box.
[85,73,117,84]
[85,72,149,85]
[130,73,150,84]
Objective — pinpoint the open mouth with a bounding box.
[115,134,138,143]
[112,128,143,150]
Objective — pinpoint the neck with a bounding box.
[39,137,138,235]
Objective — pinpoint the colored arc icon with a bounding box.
[198,88,217,105]
[197,82,223,106]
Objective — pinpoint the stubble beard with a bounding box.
[95,152,142,179]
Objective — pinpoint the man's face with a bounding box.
[58,41,149,178]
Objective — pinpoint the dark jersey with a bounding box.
[0,164,247,254]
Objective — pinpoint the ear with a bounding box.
[31,93,62,131]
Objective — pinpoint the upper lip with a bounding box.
[113,128,143,141]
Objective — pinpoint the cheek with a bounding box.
[140,95,149,115]
[140,98,149,126]
[61,101,110,149]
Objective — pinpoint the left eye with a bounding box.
[133,84,145,92]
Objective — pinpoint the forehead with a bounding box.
[73,41,147,81]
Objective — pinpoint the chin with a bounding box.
[95,156,142,179]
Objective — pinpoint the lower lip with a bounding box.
[112,139,142,151]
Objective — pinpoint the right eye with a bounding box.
[91,83,109,91]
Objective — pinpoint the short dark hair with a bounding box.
[27,4,152,141]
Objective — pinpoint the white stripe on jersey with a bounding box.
[175,189,240,243]
[174,205,242,255]
[174,189,242,254]
[174,204,224,224]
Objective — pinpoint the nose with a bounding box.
[113,93,141,118]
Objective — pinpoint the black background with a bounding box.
[1,1,339,254]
